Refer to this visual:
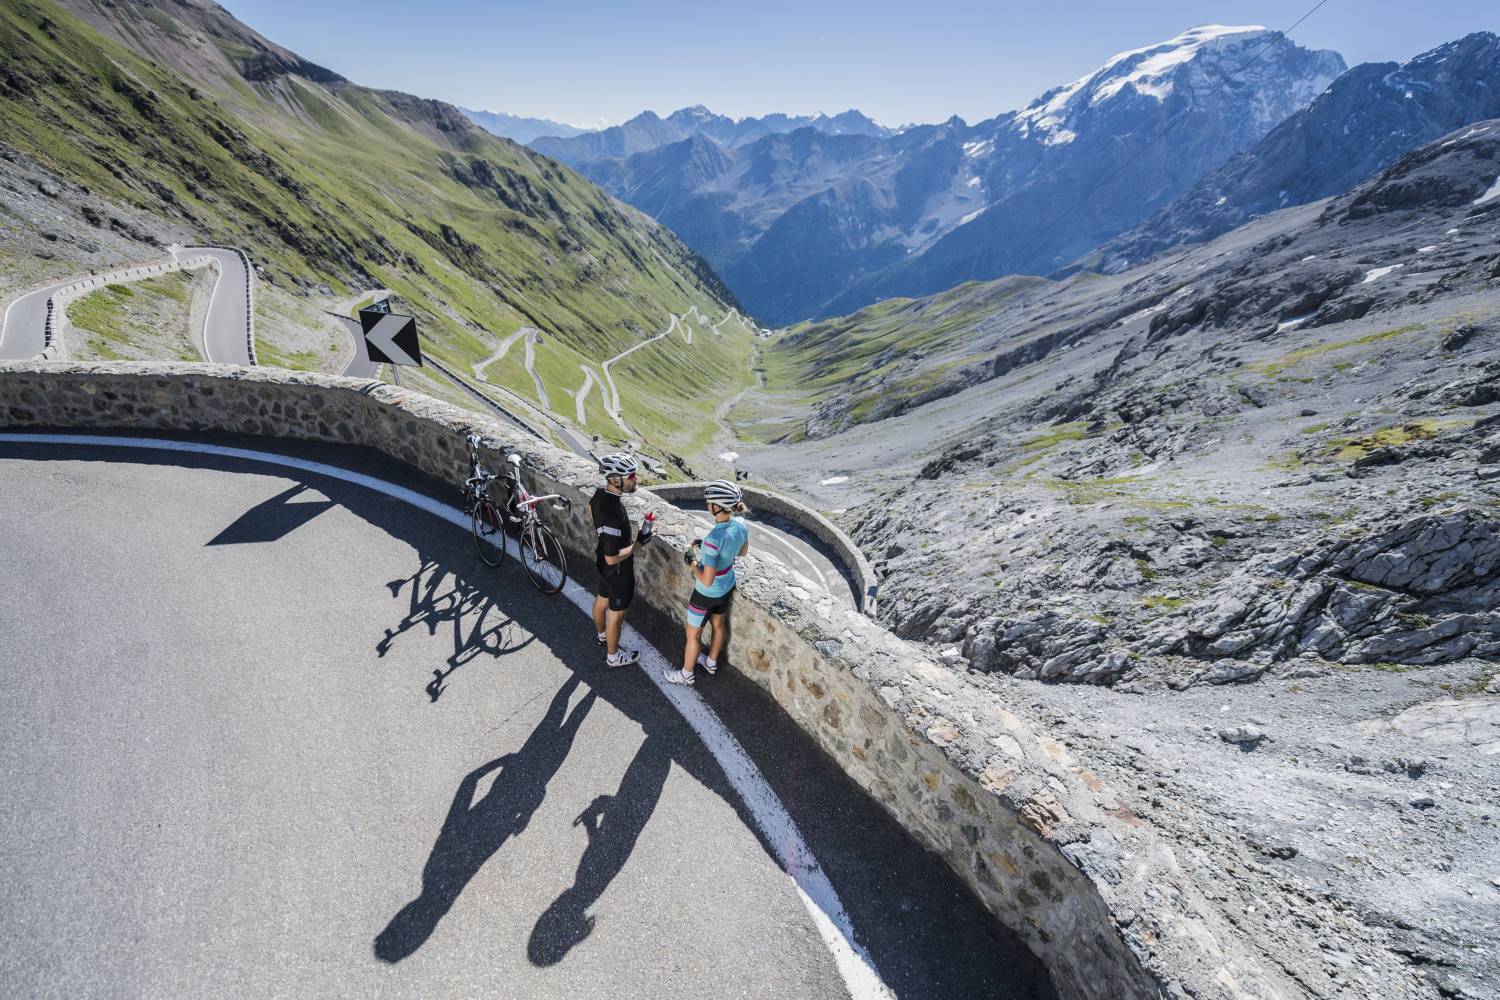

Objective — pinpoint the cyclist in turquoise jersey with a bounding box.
[664,480,750,686]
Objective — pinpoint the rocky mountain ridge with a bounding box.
[1095,32,1500,273]
[742,118,1500,685]
[544,26,1345,325]
[527,105,891,165]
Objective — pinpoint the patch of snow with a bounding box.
[1214,195,1227,207]
[819,475,849,486]
[1439,124,1488,145]
[1475,176,1500,207]
[1090,25,1270,104]
[1277,315,1312,332]
[718,451,740,463]
[1012,25,1266,134]
[962,139,994,158]
[1301,254,1318,261]
[1417,245,1439,253]
[957,208,986,226]
[1447,228,1461,235]
[1045,128,1077,146]
[965,176,981,188]
[1362,264,1404,284]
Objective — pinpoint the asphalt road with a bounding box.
[0,437,1051,1000]
[0,274,62,360]
[179,247,253,365]
[335,313,381,379]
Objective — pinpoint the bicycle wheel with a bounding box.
[472,497,506,567]
[521,523,567,594]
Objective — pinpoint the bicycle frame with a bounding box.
[505,472,570,552]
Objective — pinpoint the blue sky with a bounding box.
[219,1,1497,128]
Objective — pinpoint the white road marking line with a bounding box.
[0,432,893,1000]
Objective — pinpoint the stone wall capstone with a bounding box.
[0,360,1303,1000]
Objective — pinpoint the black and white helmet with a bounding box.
[600,452,638,478]
[704,479,742,508]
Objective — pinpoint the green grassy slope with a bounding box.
[752,275,1043,437]
[2,0,750,448]
[66,271,203,361]
[612,311,757,455]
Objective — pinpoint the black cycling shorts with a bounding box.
[686,586,734,626]
[596,559,635,612]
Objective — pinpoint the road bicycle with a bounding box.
[462,437,507,568]
[500,453,571,594]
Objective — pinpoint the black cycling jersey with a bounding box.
[590,488,633,568]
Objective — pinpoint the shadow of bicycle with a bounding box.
[376,556,537,701]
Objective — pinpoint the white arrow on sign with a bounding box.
[363,313,420,366]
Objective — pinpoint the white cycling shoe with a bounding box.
[606,648,640,668]
[662,667,695,686]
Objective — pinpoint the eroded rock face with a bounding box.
[815,118,1500,694]
[1172,510,1500,679]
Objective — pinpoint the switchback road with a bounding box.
[179,247,254,365]
[0,435,1050,1000]
[0,247,253,362]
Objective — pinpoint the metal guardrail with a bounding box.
[424,356,546,441]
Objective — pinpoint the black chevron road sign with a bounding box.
[359,307,423,366]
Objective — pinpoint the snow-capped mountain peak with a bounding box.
[1015,24,1285,141]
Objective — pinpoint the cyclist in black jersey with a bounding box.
[590,453,652,667]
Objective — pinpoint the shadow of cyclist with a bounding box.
[373,675,597,963]
[525,733,672,966]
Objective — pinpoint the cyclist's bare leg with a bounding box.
[605,608,626,655]
[592,595,608,636]
[707,612,728,662]
[681,622,703,675]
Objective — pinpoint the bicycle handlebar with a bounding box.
[516,493,571,512]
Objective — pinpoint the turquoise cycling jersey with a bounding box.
[695,516,748,598]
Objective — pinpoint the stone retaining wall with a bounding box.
[0,361,1297,1000]
[650,482,879,614]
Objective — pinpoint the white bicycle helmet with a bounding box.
[600,452,638,478]
[703,480,742,507]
